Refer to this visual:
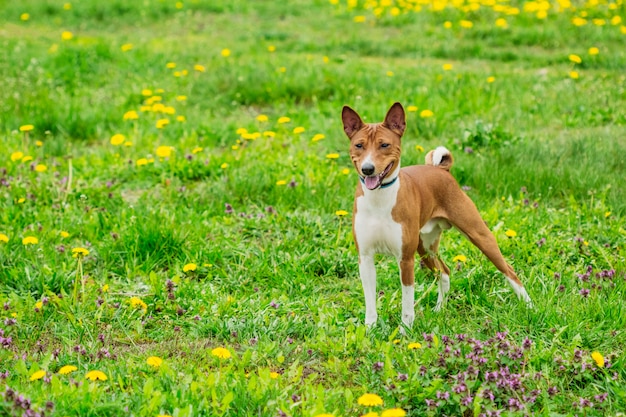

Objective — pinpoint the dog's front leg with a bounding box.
[399,257,415,329]
[359,255,378,326]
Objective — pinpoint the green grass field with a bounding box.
[1,0,626,415]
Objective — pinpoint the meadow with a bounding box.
[1,0,626,415]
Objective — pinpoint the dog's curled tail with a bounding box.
[425,146,453,171]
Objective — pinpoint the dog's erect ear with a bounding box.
[383,102,406,136]
[342,106,364,139]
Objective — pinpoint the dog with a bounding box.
[342,102,532,329]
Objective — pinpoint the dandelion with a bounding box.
[381,409,406,417]
[193,64,206,72]
[21,13,30,21]
[460,20,473,28]
[591,351,604,368]
[58,365,77,375]
[183,263,197,272]
[408,342,422,350]
[129,297,147,311]
[22,155,33,162]
[341,168,350,175]
[505,229,517,237]
[311,134,325,142]
[155,146,173,158]
[11,151,24,161]
[34,164,47,172]
[407,105,418,112]
[256,114,268,122]
[293,126,305,134]
[277,116,291,124]
[141,89,153,96]
[569,71,579,79]
[326,153,339,159]
[211,347,231,359]
[276,180,287,186]
[354,15,366,23]
[269,372,280,379]
[453,255,467,262]
[123,110,139,120]
[192,147,203,154]
[30,370,46,381]
[358,393,384,407]
[35,301,43,310]
[156,119,170,129]
[220,163,228,169]
[335,210,348,216]
[146,356,163,368]
[110,134,125,145]
[61,31,73,41]
[495,18,508,28]
[22,236,39,245]
[442,63,453,71]
[569,54,582,64]
[176,115,186,122]
[572,17,587,26]
[420,109,434,118]
[72,247,89,258]
[64,3,71,10]
[221,48,231,57]
[136,158,148,167]
[85,370,108,381]
[588,47,599,55]
[0,233,8,243]
[386,71,394,77]
[443,21,452,28]
[121,43,133,52]
[487,76,496,83]
[19,124,34,132]
[263,131,275,137]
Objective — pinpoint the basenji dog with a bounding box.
[342,102,532,329]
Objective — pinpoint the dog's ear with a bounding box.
[383,102,405,136]
[342,106,364,139]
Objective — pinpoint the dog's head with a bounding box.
[341,102,405,190]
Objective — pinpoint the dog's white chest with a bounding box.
[354,183,403,258]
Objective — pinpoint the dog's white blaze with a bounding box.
[434,273,450,312]
[361,153,374,170]
[506,276,533,308]
[355,178,402,326]
[431,146,450,166]
[401,284,415,329]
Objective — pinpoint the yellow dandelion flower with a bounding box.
[605,211,611,218]
[220,163,229,169]
[35,140,43,147]
[21,13,30,21]
[146,356,163,368]
[269,372,280,379]
[591,351,604,368]
[175,1,183,9]
[141,89,153,96]
[121,43,133,52]
[263,131,276,137]
[408,342,422,349]
[611,16,622,25]
[22,236,39,245]
[588,47,599,55]
[102,284,109,293]
[236,127,248,135]
[71,247,89,258]
[361,413,379,417]
[221,48,231,57]
[276,180,287,186]
[35,301,43,310]
[386,71,394,77]
[572,17,587,26]
[415,145,424,152]
[326,153,339,159]
[85,370,108,381]
[569,71,579,79]
[505,229,517,237]
[354,15,366,23]
[163,106,176,115]
[19,124,34,132]
[256,114,269,122]
[0,233,8,243]
[110,134,125,146]
[156,146,173,158]
[11,151,24,161]
[58,365,77,375]
[123,110,139,120]
[211,347,232,359]
[381,409,406,417]
[621,25,626,34]
[357,393,384,406]
[63,3,71,10]
[166,62,176,69]
[420,109,434,118]
[183,263,197,272]
[176,115,186,122]
[487,76,496,83]
[341,168,350,175]
[495,18,508,28]
[443,21,452,28]
[129,296,147,311]
[453,255,467,262]
[22,155,33,163]
[335,210,349,217]
[592,18,605,26]
[293,126,305,134]
[30,370,46,381]
[156,119,170,129]
[192,147,203,154]
[18,198,26,204]
[311,134,325,142]
[460,20,473,28]
[442,63,453,71]
[61,31,73,41]
[136,158,148,167]
[194,64,206,72]
[277,116,291,124]
[175,95,187,102]
[268,45,276,52]
[569,54,582,64]
[406,106,418,112]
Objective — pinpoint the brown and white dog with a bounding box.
[342,102,532,329]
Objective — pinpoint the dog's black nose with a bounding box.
[361,163,375,176]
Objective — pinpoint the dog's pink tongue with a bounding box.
[364,176,380,190]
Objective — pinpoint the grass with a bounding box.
[1,0,626,416]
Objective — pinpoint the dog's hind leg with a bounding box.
[419,220,451,311]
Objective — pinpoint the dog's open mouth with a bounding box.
[363,162,394,190]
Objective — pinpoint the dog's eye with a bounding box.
[355,143,363,149]
[381,143,390,148]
